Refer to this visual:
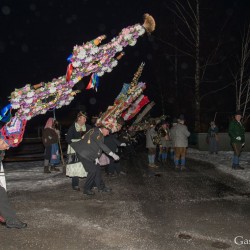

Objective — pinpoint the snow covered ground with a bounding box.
[3,161,68,192]
[2,148,250,192]
[187,148,250,185]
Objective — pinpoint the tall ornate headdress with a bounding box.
[4,14,155,147]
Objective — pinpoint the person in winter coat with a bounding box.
[66,111,92,191]
[207,121,219,154]
[170,115,190,170]
[103,118,126,176]
[169,118,178,160]
[158,121,171,164]
[228,110,245,170]
[42,118,60,173]
[102,134,126,176]
[0,137,27,229]
[71,126,120,195]
[146,120,158,168]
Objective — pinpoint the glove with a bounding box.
[236,136,241,140]
[109,152,120,161]
[120,143,126,147]
[95,158,100,165]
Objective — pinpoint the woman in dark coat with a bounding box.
[66,112,92,191]
[207,121,219,154]
[42,118,60,173]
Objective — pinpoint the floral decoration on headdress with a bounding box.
[96,63,150,133]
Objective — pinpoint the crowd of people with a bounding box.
[40,109,247,189]
[145,114,190,171]
[144,110,246,172]
[42,112,128,195]
[0,109,247,229]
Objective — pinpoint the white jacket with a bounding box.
[170,123,190,147]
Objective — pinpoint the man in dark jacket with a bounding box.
[71,126,119,195]
[228,110,245,170]
[104,133,126,176]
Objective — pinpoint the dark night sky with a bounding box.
[0,0,250,130]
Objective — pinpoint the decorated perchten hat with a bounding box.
[97,117,121,133]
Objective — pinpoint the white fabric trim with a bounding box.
[0,162,7,191]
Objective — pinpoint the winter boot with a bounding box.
[44,160,51,173]
[50,165,60,172]
[180,159,186,170]
[6,218,27,229]
[44,166,51,173]
[232,163,244,170]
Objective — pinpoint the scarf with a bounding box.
[75,122,86,132]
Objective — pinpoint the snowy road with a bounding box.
[1,151,250,250]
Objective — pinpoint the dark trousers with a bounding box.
[44,145,52,161]
[80,158,105,192]
[72,176,79,188]
[108,158,121,174]
[232,143,242,157]
[0,186,19,222]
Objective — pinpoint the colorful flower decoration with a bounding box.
[4,14,155,147]
[96,63,150,133]
[10,14,155,122]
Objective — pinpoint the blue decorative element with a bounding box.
[93,73,100,91]
[116,83,130,100]
[0,104,12,123]
[67,54,73,62]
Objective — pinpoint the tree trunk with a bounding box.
[194,0,200,132]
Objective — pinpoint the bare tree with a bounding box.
[163,0,231,131]
[165,0,201,131]
[231,24,250,122]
